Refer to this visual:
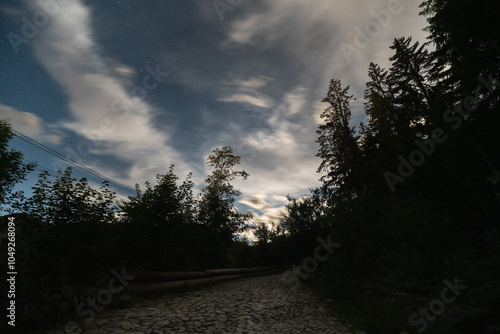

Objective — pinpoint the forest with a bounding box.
[1,0,499,333]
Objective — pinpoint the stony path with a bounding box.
[50,273,357,333]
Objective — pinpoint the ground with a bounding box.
[47,273,361,334]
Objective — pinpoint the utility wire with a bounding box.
[21,158,126,196]
[0,97,140,185]
[12,129,135,195]
[15,131,135,195]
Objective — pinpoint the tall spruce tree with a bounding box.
[420,0,500,94]
[362,63,399,152]
[421,0,499,177]
[316,79,360,198]
[388,37,435,139]
[359,63,400,191]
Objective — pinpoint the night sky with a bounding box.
[0,0,427,225]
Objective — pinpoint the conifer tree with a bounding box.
[420,0,500,94]
[316,79,360,198]
[388,37,435,138]
[362,63,398,152]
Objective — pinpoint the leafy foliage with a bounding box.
[0,120,35,211]
[198,146,250,235]
[117,165,203,270]
[18,168,117,225]
[3,168,119,290]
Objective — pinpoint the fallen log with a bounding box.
[204,266,272,277]
[126,271,206,283]
[127,274,244,293]
[127,266,276,283]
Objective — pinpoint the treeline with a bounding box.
[251,0,500,332]
[0,140,277,294]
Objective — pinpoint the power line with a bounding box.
[14,129,135,194]
[21,158,127,196]
[0,96,140,185]
[11,128,135,195]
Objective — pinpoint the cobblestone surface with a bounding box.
[49,273,358,333]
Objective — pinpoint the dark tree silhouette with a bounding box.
[316,79,361,198]
[0,120,35,211]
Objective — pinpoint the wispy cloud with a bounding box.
[215,0,427,224]
[25,0,192,187]
[240,192,269,210]
[2,0,428,226]
[219,75,275,108]
[0,104,61,145]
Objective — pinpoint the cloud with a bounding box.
[224,76,274,90]
[5,0,429,227]
[226,85,322,225]
[0,104,61,145]
[212,0,427,225]
[260,206,287,224]
[312,101,325,125]
[225,0,427,101]
[219,93,273,109]
[240,192,269,210]
[218,75,275,108]
[25,0,191,187]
